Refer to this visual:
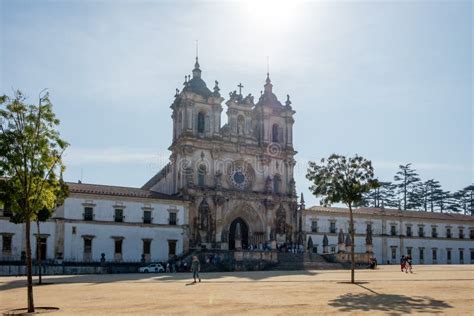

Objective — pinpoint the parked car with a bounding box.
[139,263,165,273]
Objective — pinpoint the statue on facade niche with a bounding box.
[345,233,352,247]
[195,230,202,245]
[366,225,373,245]
[307,236,313,251]
[285,94,292,107]
[338,229,344,244]
[221,229,228,242]
[323,234,328,247]
[213,80,220,97]
[275,204,286,234]
[199,199,209,230]
[244,93,254,105]
[265,176,273,193]
[289,178,297,196]
[237,117,245,135]
[270,228,275,240]
[209,216,215,243]
[214,170,222,189]
[185,167,194,187]
[277,216,286,235]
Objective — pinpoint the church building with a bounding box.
[142,57,300,251]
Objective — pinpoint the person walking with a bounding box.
[400,255,406,272]
[191,256,201,283]
[406,255,413,273]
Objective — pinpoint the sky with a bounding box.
[1,0,472,207]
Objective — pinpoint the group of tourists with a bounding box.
[400,255,413,273]
[276,243,304,253]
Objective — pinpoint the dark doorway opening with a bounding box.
[37,237,47,261]
[229,218,249,250]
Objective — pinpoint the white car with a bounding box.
[139,263,165,273]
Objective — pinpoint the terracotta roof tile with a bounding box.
[307,205,474,222]
[67,182,183,201]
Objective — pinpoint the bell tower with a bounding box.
[171,57,223,142]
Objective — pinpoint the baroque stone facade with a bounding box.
[143,57,299,250]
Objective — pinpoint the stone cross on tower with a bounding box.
[238,83,244,95]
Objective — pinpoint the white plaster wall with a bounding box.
[63,197,186,226]
[0,220,57,260]
[29,221,57,260]
[0,220,24,260]
[0,193,188,263]
[304,211,474,265]
[63,222,183,262]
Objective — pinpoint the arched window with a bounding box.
[197,164,206,187]
[272,124,279,142]
[197,112,205,133]
[273,175,281,193]
[237,115,245,135]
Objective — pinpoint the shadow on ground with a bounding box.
[328,290,453,314]
[0,270,319,291]
[154,270,318,283]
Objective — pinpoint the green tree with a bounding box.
[0,90,68,312]
[306,154,378,283]
[433,189,450,213]
[34,174,68,285]
[393,163,421,210]
[360,181,398,209]
[455,184,474,216]
[424,179,441,212]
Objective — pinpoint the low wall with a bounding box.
[1,251,280,275]
[322,252,371,265]
[0,262,143,276]
[232,251,278,271]
[233,251,278,262]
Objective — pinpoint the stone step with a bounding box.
[271,252,346,271]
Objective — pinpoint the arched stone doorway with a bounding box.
[228,217,249,250]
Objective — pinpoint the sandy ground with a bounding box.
[1,265,473,315]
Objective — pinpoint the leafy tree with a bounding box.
[393,163,421,210]
[306,154,378,283]
[34,174,68,285]
[0,91,68,312]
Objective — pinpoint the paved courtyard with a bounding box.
[1,265,473,315]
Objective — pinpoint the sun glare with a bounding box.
[244,0,301,28]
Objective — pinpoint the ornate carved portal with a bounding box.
[198,198,214,243]
[228,218,248,250]
[276,204,286,235]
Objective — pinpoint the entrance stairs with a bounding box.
[269,252,346,271]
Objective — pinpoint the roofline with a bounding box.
[68,191,189,205]
[306,205,474,222]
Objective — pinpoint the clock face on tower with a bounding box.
[226,160,255,190]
